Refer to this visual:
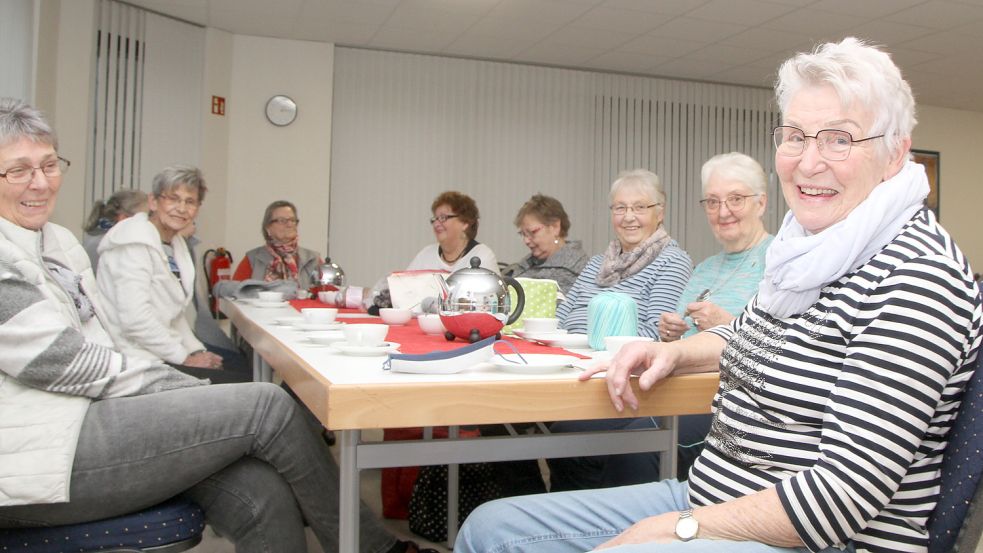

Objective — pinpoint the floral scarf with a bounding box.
[596,226,671,287]
[264,236,300,282]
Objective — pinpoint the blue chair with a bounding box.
[0,497,204,553]
[929,351,983,552]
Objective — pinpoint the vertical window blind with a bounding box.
[331,48,782,286]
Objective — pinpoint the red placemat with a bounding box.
[288,299,363,315]
[351,319,589,358]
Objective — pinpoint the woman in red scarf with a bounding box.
[232,200,323,287]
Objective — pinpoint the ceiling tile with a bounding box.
[762,8,870,35]
[487,0,595,24]
[619,33,709,57]
[809,0,923,18]
[467,15,566,41]
[369,26,459,51]
[296,1,394,26]
[542,25,636,49]
[573,6,675,33]
[687,43,774,65]
[292,21,380,45]
[383,6,482,34]
[650,16,746,41]
[712,65,776,88]
[721,27,811,51]
[393,0,500,15]
[444,33,535,59]
[885,0,983,29]
[596,0,711,15]
[900,30,983,59]
[685,0,798,26]
[844,20,939,46]
[652,56,736,79]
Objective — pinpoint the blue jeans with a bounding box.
[0,382,396,553]
[455,479,852,553]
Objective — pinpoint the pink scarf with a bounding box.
[264,236,300,282]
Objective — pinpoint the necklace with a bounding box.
[699,237,766,302]
[439,244,466,264]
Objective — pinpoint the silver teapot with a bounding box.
[313,257,346,289]
[434,257,525,342]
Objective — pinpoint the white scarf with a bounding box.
[758,160,929,318]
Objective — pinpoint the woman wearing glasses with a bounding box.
[232,200,323,289]
[659,153,773,343]
[506,194,587,294]
[555,169,691,339]
[457,38,979,553]
[406,190,499,273]
[97,166,234,378]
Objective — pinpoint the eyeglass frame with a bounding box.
[610,203,661,216]
[429,214,459,225]
[699,194,760,213]
[156,193,201,209]
[517,225,544,239]
[773,125,884,161]
[0,156,71,185]
[269,217,300,226]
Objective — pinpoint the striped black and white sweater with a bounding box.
[693,209,982,553]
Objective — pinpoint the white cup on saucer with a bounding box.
[604,335,654,355]
[257,291,283,303]
[343,324,389,347]
[523,317,559,334]
[418,313,446,335]
[302,307,338,324]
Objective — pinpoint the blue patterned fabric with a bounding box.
[0,497,204,552]
[929,351,983,552]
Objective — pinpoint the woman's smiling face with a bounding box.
[776,84,904,234]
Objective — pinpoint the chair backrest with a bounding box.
[928,352,983,552]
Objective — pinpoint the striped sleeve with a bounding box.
[0,268,205,399]
[777,254,980,551]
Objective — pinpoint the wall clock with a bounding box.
[265,95,297,126]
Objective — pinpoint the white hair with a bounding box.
[701,152,767,196]
[609,169,665,206]
[775,37,916,158]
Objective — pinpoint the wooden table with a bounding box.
[221,299,719,551]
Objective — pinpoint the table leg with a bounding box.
[251,350,272,383]
[447,425,460,548]
[340,429,360,553]
[659,416,679,480]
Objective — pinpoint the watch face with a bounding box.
[676,515,699,540]
[266,95,297,126]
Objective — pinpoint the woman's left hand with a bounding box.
[593,513,679,550]
[684,301,735,332]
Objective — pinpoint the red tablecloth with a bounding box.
[288,299,584,357]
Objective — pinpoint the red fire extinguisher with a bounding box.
[203,247,234,318]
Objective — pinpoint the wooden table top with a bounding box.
[223,299,720,430]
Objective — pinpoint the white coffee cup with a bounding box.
[379,308,413,325]
[604,335,654,355]
[343,324,389,347]
[523,317,559,334]
[257,291,283,302]
[301,307,338,324]
[418,313,446,335]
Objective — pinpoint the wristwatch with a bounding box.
[674,509,699,541]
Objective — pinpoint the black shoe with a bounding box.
[322,429,336,446]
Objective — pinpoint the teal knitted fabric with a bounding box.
[586,292,638,350]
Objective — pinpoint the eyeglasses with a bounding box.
[700,194,759,213]
[0,157,70,185]
[430,214,458,225]
[610,203,660,216]
[270,217,299,226]
[773,126,884,161]
[517,226,544,239]
[158,193,201,209]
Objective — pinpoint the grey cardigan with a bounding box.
[506,240,588,294]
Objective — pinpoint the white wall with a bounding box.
[913,105,983,272]
[225,35,333,266]
[197,27,233,257]
[0,0,35,102]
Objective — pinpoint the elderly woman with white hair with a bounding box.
[456,37,980,553]
[556,169,691,339]
[660,152,772,341]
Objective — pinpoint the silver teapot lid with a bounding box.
[315,257,346,286]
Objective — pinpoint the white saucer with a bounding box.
[332,341,400,356]
[491,353,580,374]
[513,328,567,340]
[295,322,345,332]
[274,316,305,326]
[518,331,590,349]
[253,300,289,308]
[306,331,346,345]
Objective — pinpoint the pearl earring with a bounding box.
[554,238,559,245]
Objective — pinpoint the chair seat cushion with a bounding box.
[0,497,204,553]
